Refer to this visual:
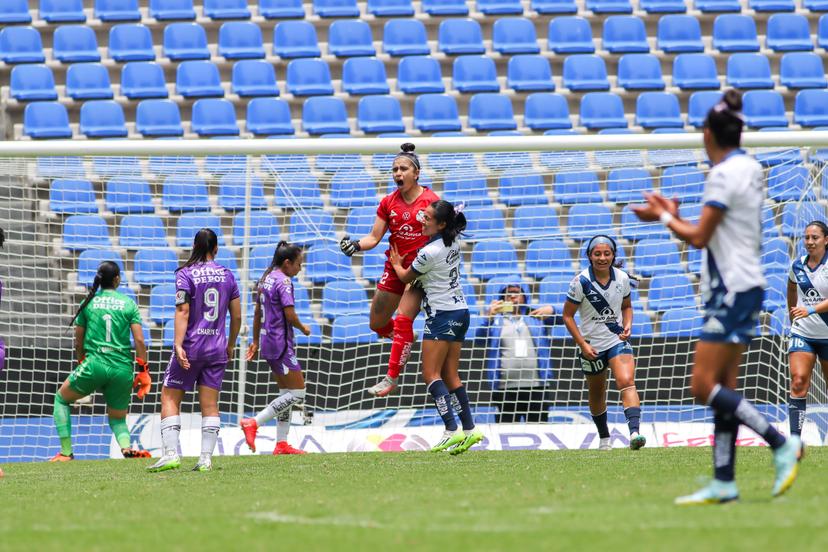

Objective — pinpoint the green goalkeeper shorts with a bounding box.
[68,355,133,410]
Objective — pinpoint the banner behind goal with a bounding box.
[0,134,827,460]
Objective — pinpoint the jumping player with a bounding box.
[147,229,241,473]
[51,261,151,461]
[633,89,802,504]
[562,235,646,451]
[340,143,440,397]
[241,241,311,455]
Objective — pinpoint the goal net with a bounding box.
[0,133,827,461]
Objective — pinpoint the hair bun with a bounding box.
[722,89,742,112]
[400,142,416,153]
[276,240,288,249]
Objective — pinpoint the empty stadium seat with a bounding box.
[368,0,415,16]
[767,164,812,202]
[617,54,665,90]
[619,204,670,240]
[443,172,491,206]
[65,63,113,100]
[795,90,828,126]
[329,170,379,207]
[104,179,153,214]
[554,171,602,204]
[273,21,321,59]
[204,0,251,19]
[603,16,649,53]
[0,0,31,23]
[726,53,773,89]
[286,58,334,96]
[563,55,610,91]
[95,0,140,20]
[62,215,110,251]
[673,54,720,90]
[313,0,360,17]
[148,284,177,323]
[176,213,224,247]
[661,166,704,201]
[472,242,520,280]
[162,176,210,212]
[657,15,704,53]
[766,14,813,52]
[134,249,178,286]
[453,56,500,93]
[605,168,652,204]
[587,0,633,12]
[525,240,572,277]
[288,209,333,246]
[497,174,547,206]
[77,249,125,288]
[121,62,168,99]
[762,237,789,271]
[507,55,555,92]
[764,273,788,311]
[463,206,508,241]
[37,157,85,179]
[54,26,101,63]
[532,0,578,12]
[421,0,469,15]
[191,98,239,136]
[479,0,525,13]
[548,16,595,53]
[640,0,686,11]
[567,204,613,239]
[523,93,570,129]
[648,274,696,311]
[259,0,304,18]
[136,100,183,138]
[633,239,683,276]
[150,0,196,20]
[164,23,209,60]
[10,65,57,102]
[383,19,429,56]
[357,95,405,133]
[820,15,828,49]
[695,0,740,11]
[468,93,517,131]
[659,308,703,337]
[108,24,154,62]
[688,90,722,127]
[321,281,369,319]
[538,274,573,308]
[0,26,45,64]
[749,0,795,10]
[331,315,376,344]
[492,17,540,54]
[438,18,485,55]
[713,15,760,52]
[344,206,377,237]
[397,56,445,94]
[413,95,462,132]
[232,210,279,246]
[305,245,353,284]
[41,0,85,22]
[229,60,277,96]
[636,92,683,128]
[579,93,627,129]
[342,57,389,95]
[217,173,267,211]
[176,61,223,98]
[50,180,97,215]
[781,202,825,237]
[80,101,127,138]
[218,22,264,59]
[742,90,788,128]
[246,97,293,135]
[781,53,827,89]
[329,20,375,57]
[302,97,349,135]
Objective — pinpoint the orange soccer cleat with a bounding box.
[240,418,258,452]
[273,441,306,455]
[121,448,152,459]
[49,453,74,462]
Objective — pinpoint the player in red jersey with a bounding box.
[340,143,440,397]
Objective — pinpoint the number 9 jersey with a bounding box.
[175,261,240,362]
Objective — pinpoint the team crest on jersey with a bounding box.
[416,210,426,223]
[403,211,411,221]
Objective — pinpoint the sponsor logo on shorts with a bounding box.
[165,377,184,385]
[445,329,456,336]
[702,317,726,334]
[448,320,465,327]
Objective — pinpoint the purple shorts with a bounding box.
[163,354,227,391]
[265,350,301,376]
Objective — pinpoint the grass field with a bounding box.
[1,447,826,551]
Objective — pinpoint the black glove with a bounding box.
[340,236,361,257]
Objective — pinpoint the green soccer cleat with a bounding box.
[675,480,739,506]
[192,459,212,472]
[449,429,484,456]
[772,435,802,498]
[146,453,181,473]
[630,433,646,451]
[431,430,465,453]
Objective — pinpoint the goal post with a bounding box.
[0,132,827,461]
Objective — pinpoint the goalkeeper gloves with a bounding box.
[340,236,361,257]
[133,357,151,400]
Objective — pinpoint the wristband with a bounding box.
[808,307,816,316]
[659,211,674,226]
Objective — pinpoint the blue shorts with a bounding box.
[423,309,470,342]
[789,333,828,360]
[579,341,633,375]
[700,287,763,345]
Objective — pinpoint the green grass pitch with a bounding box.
[1,448,826,551]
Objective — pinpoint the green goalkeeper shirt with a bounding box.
[75,289,142,367]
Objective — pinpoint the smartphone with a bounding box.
[499,301,515,314]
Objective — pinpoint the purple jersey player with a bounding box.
[148,229,242,473]
[241,241,312,455]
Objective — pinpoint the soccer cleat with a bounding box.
[598,437,612,451]
[675,480,740,505]
[192,459,212,472]
[366,375,398,397]
[121,448,152,459]
[240,418,258,452]
[430,430,465,453]
[146,452,181,473]
[629,433,646,451]
[49,452,74,462]
[449,429,484,456]
[772,435,802,498]
[273,441,306,455]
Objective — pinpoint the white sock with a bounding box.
[200,416,220,461]
[276,410,290,442]
[160,415,181,457]
[255,389,304,426]
[465,427,476,436]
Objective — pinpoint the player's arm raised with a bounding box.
[388,244,417,284]
[341,216,388,256]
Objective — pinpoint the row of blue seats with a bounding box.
[4,15,828,66]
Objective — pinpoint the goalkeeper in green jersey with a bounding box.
[50,261,152,461]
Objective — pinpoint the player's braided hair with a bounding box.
[395,142,421,172]
[431,200,467,246]
[178,228,218,272]
[705,89,744,149]
[68,261,120,327]
[260,240,303,286]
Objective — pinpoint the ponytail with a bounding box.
[177,228,218,272]
[68,260,120,327]
[430,199,466,246]
[260,240,303,286]
[705,89,744,149]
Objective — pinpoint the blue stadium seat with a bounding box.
[176,61,223,98]
[357,95,404,133]
[96,0,140,20]
[567,204,613,240]
[397,56,445,94]
[147,146,197,176]
[305,245,353,284]
[539,130,587,170]
[688,90,722,127]
[636,92,682,128]
[453,55,499,92]
[77,249,125,288]
[482,278,534,308]
[806,0,828,9]
[426,132,474,171]
[507,55,555,92]
[422,0,469,15]
[50,180,96,215]
[640,0,686,11]
[134,249,178,286]
[523,93,570,129]
[482,131,533,172]
[767,14,813,52]
[0,26,45,64]
[191,98,239,136]
[525,240,572,277]
[24,102,72,139]
[331,315,376,343]
[659,308,703,337]
[762,237,790,272]
[80,101,127,138]
[606,168,652,203]
[54,26,101,63]
[260,0,304,18]
[247,97,293,135]
[619,204,670,240]
[617,54,665,90]
[438,18,485,55]
[136,99,182,136]
[313,0,360,17]
[781,53,827,89]
[766,306,788,336]
[41,0,85,22]
[548,16,594,53]
[383,19,429,56]
[661,166,704,201]
[315,134,364,172]
[37,157,85,179]
[104,179,153,214]
[767,164,812,202]
[657,15,704,53]
[713,15,760,52]
[248,245,274,281]
[109,24,154,62]
[231,60,278,97]
[462,206,508,241]
[65,63,113,100]
[0,0,31,23]
[176,213,224,247]
[695,0,740,11]
[468,93,517,131]
[781,202,825,237]
[764,273,788,311]
[579,93,627,129]
[471,242,520,280]
[443,173,491,206]
[302,97,349,135]
[330,170,378,208]
[162,176,210,212]
[218,22,264,59]
[342,57,389,95]
[538,274,573,308]
[344,206,377,237]
[148,284,177,324]
[498,174,548,206]
[478,0,524,13]
[121,62,168,99]
[322,281,369,319]
[289,209,334,246]
[232,210,279,246]
[150,0,196,19]
[62,215,110,251]
[758,204,778,238]
[593,129,643,171]
[795,90,828,126]
[603,16,649,53]
[648,274,696,311]
[554,171,602,204]
[368,0,415,16]
[273,21,321,59]
[492,17,540,54]
[726,53,773,89]
[563,55,610,91]
[673,54,720,90]
[532,0,578,12]
[286,58,334,96]
[10,65,57,101]
[587,0,633,12]
[414,94,460,132]
[204,0,251,19]
[633,239,683,276]
[743,90,788,128]
[329,20,375,57]
[749,0,795,10]
[218,173,267,211]
[163,23,209,60]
